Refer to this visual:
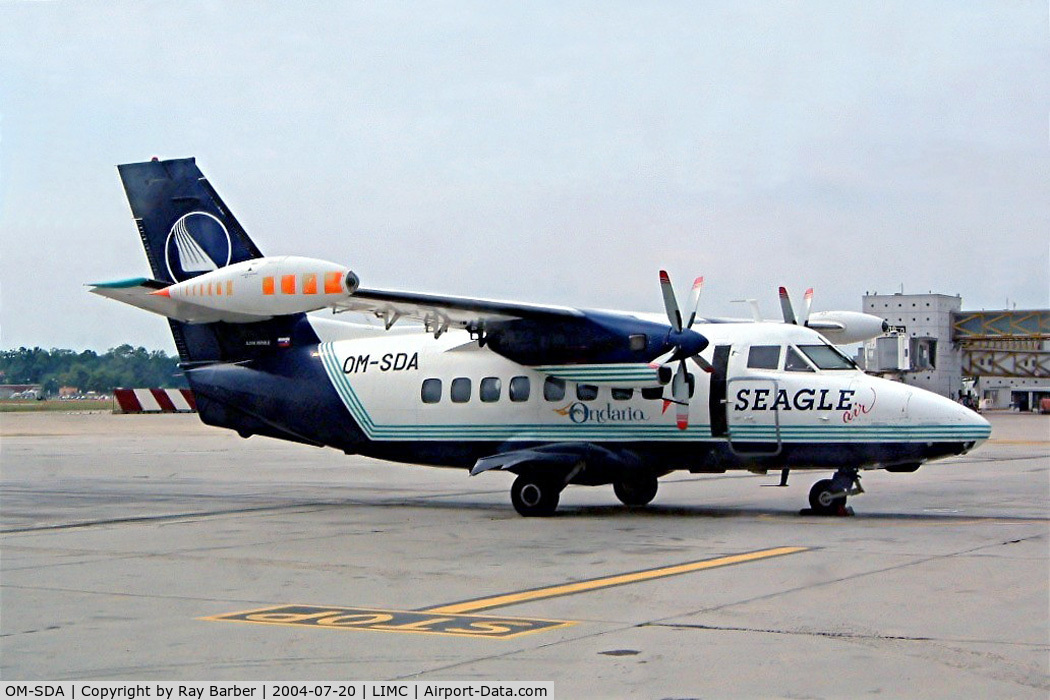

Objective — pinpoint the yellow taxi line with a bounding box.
[423,546,809,615]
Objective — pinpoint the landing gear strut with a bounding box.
[511,473,562,517]
[806,467,864,516]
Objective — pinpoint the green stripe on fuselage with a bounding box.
[318,343,987,443]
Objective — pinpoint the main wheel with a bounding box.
[613,475,659,507]
[511,474,561,517]
[808,478,847,515]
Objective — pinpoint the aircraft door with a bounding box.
[726,376,783,456]
[708,345,731,437]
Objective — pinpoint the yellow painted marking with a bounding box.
[203,547,808,639]
[423,546,808,615]
[202,604,574,639]
[989,439,1049,445]
[759,514,1050,527]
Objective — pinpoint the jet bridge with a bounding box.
[953,310,1050,378]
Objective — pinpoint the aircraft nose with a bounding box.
[960,402,992,447]
[910,388,992,447]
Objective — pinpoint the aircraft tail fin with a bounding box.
[114,158,312,364]
[117,157,263,284]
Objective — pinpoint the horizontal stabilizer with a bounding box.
[88,277,263,324]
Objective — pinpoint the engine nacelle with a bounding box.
[807,311,889,345]
[152,256,359,318]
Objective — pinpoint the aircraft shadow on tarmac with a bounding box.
[344,494,1045,523]
[6,486,1040,533]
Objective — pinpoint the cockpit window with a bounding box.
[784,346,815,372]
[798,343,857,370]
[747,345,781,370]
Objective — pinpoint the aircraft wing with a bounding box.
[90,277,586,328]
[471,446,585,476]
[333,287,584,330]
[88,278,262,324]
[470,442,643,476]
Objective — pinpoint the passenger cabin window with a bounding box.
[543,376,566,401]
[628,334,647,352]
[798,344,857,370]
[480,377,501,403]
[611,387,633,401]
[747,345,781,370]
[784,347,814,372]
[576,384,599,401]
[421,378,442,403]
[450,377,471,403]
[509,376,530,402]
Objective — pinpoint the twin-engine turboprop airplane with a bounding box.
[91,157,991,516]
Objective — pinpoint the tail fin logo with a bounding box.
[164,211,232,281]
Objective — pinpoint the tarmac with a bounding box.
[1,410,1047,697]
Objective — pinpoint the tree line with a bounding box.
[0,345,186,395]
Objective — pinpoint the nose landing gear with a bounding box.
[805,467,864,516]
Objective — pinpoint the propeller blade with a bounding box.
[684,276,704,329]
[731,298,764,322]
[672,360,690,430]
[801,287,814,326]
[676,398,689,431]
[690,355,714,373]
[779,286,797,325]
[659,270,683,332]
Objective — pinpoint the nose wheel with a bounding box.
[806,467,863,516]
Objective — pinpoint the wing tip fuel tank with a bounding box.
[154,256,359,319]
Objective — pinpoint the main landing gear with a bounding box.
[510,473,563,517]
[510,471,660,516]
[805,467,864,516]
[613,474,659,507]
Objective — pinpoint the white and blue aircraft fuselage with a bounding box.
[91,158,991,516]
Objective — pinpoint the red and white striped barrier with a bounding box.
[113,388,197,414]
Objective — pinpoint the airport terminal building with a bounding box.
[858,292,1049,410]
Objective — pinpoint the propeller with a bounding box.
[658,271,711,430]
[777,286,887,343]
[779,286,814,326]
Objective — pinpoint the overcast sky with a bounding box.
[2,1,1047,353]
